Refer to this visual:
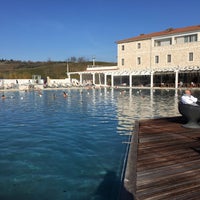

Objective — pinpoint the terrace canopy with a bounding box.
[67,65,200,88]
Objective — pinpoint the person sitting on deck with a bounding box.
[181,89,199,106]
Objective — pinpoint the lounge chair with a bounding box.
[178,101,200,128]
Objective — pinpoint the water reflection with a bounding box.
[114,89,182,131]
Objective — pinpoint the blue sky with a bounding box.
[1,0,200,62]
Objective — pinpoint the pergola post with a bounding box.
[175,70,179,89]
[150,71,154,88]
[129,74,132,87]
[79,73,83,85]
[111,73,114,88]
[92,73,95,85]
[104,73,107,86]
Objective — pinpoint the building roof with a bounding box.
[117,25,200,44]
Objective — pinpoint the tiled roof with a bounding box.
[116,25,200,44]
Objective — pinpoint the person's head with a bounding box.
[63,92,67,97]
[185,89,191,95]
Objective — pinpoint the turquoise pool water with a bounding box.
[0,88,184,200]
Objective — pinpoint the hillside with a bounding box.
[0,60,116,80]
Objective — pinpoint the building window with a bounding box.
[184,34,197,43]
[122,58,124,66]
[154,40,160,46]
[154,38,172,47]
[175,37,184,44]
[176,34,197,44]
[137,43,141,49]
[189,52,193,61]
[137,57,141,65]
[122,45,125,51]
[155,56,159,63]
[167,54,171,63]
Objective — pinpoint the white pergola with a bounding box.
[67,65,200,88]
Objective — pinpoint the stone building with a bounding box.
[68,25,200,88]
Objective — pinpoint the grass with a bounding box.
[0,60,116,80]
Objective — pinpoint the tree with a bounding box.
[77,57,87,63]
[70,57,77,63]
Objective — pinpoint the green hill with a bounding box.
[0,60,116,80]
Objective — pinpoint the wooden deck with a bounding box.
[122,116,200,200]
